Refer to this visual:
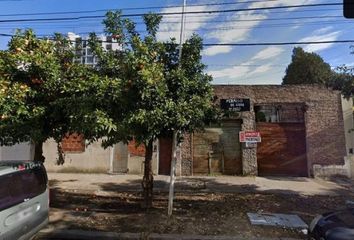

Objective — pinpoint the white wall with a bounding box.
[0,142,34,161]
[43,138,111,173]
[342,96,354,155]
[342,97,354,179]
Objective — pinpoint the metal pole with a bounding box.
[168,0,186,217]
[178,0,187,62]
[168,131,178,216]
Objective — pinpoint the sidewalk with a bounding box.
[48,172,353,196]
[40,173,352,240]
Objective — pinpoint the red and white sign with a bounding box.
[239,131,261,143]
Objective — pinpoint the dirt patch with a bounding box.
[48,188,350,239]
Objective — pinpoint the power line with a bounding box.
[203,40,354,46]
[0,2,343,23]
[158,15,344,24]
[0,15,346,31]
[208,64,351,68]
[2,31,353,47]
[0,0,282,17]
[0,14,345,28]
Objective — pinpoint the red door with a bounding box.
[257,123,308,177]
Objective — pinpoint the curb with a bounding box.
[35,229,302,240]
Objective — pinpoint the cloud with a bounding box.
[157,5,217,42]
[247,64,273,76]
[208,62,252,79]
[203,0,319,56]
[300,28,342,52]
[206,13,267,43]
[203,46,233,56]
[252,47,285,61]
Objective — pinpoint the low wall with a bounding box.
[313,156,353,179]
[43,139,110,173]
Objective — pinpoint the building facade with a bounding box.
[176,85,350,177]
[67,32,120,67]
[43,84,353,178]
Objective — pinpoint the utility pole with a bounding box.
[168,0,186,217]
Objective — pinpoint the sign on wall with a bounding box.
[220,98,250,112]
[239,131,261,143]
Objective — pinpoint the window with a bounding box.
[106,44,112,50]
[0,166,47,211]
[86,48,93,56]
[255,104,305,123]
[106,36,112,42]
[75,50,82,56]
[86,56,94,64]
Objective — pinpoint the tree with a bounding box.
[329,65,354,98]
[89,11,215,208]
[0,30,118,163]
[282,47,333,85]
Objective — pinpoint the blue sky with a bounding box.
[0,0,353,85]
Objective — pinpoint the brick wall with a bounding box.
[180,133,192,175]
[128,140,146,157]
[213,84,347,175]
[61,133,85,153]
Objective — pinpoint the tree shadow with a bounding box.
[43,175,354,240]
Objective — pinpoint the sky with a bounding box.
[0,0,353,85]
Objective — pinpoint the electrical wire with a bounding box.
[0,2,343,23]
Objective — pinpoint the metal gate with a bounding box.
[257,123,308,176]
[193,122,242,175]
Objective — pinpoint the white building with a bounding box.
[67,32,121,66]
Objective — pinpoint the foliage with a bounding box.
[255,111,266,122]
[89,11,215,207]
[0,30,117,162]
[329,65,354,99]
[282,47,333,85]
[89,11,214,147]
[282,47,354,98]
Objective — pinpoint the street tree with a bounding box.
[282,47,333,85]
[0,30,118,163]
[89,11,215,208]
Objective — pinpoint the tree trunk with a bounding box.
[34,141,45,162]
[142,140,154,208]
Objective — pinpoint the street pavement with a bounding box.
[35,228,302,240]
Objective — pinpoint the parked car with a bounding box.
[309,204,354,240]
[0,161,49,240]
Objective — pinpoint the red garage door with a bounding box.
[257,123,308,177]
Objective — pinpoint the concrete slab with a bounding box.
[247,213,308,229]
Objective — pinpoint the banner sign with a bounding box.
[239,131,261,143]
[220,99,250,112]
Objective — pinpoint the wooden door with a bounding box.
[257,123,308,176]
[158,137,172,175]
[193,122,242,175]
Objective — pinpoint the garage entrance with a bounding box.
[193,121,242,175]
[256,122,308,177]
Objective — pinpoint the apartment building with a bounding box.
[67,32,120,66]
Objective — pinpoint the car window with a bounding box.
[0,166,47,211]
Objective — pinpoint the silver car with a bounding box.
[0,161,49,240]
